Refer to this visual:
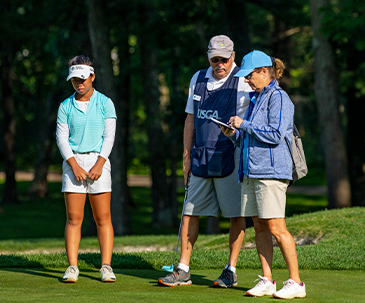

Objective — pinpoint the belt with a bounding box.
[72,151,93,154]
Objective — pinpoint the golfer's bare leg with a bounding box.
[268,218,301,283]
[253,216,274,281]
[89,192,114,265]
[179,215,199,266]
[64,193,86,266]
[227,217,246,267]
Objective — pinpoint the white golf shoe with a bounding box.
[62,265,79,283]
[273,279,306,299]
[100,265,116,282]
[246,275,276,297]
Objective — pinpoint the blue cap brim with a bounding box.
[234,68,253,78]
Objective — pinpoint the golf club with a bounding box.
[161,173,191,273]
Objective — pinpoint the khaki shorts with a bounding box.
[183,148,243,218]
[62,152,112,194]
[241,177,289,219]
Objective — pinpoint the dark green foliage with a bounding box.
[0,0,321,173]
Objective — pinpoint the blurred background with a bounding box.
[0,0,364,237]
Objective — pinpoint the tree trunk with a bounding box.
[169,46,181,224]
[271,17,293,93]
[195,0,209,54]
[210,0,251,233]
[28,90,62,197]
[118,31,134,209]
[27,126,54,198]
[310,0,351,208]
[1,53,18,204]
[86,0,131,235]
[138,3,172,228]
[220,0,251,62]
[347,60,365,206]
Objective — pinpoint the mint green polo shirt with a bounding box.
[57,89,117,153]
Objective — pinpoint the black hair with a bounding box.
[68,55,94,67]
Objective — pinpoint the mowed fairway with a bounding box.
[1,183,364,302]
[0,268,363,303]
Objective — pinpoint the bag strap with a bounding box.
[267,88,295,165]
[267,88,282,107]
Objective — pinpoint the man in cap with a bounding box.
[158,35,253,288]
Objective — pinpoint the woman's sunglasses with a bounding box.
[245,69,262,79]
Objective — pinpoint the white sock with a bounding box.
[227,265,236,273]
[178,263,189,273]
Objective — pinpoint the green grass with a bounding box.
[0,179,364,302]
[0,182,68,239]
[293,167,327,186]
[1,207,364,271]
[0,269,363,303]
[0,181,328,239]
[2,180,363,272]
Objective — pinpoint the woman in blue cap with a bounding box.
[221,50,306,299]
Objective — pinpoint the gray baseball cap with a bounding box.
[207,35,234,59]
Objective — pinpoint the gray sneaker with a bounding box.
[212,268,237,288]
[158,267,192,287]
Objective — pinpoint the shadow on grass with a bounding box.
[0,254,63,280]
[0,254,43,268]
[2,268,64,280]
[0,254,114,282]
[78,253,156,270]
[119,268,250,291]
[120,268,216,288]
[1,267,105,283]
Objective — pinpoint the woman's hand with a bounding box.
[67,157,90,181]
[88,157,107,180]
[220,125,235,138]
[88,163,103,180]
[229,116,243,129]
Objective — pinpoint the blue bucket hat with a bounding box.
[234,50,272,77]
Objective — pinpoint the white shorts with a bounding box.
[241,177,289,219]
[183,148,243,218]
[62,152,112,194]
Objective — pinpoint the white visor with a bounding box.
[67,65,94,81]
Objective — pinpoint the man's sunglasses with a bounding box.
[210,57,230,64]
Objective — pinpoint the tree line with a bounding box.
[1,0,364,235]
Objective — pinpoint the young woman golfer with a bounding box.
[56,55,117,283]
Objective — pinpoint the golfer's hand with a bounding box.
[220,125,235,138]
[183,157,191,186]
[88,163,103,180]
[69,160,89,181]
[88,157,106,180]
[229,116,243,129]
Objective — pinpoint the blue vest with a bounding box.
[191,66,240,178]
